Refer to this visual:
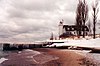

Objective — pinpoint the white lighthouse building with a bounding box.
[59,20,64,39]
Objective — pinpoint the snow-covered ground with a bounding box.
[47,37,100,49]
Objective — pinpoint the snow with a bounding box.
[0,58,8,64]
[49,38,100,48]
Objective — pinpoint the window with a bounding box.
[67,28,69,30]
[72,28,74,30]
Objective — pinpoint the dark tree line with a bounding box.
[76,0,99,39]
[76,0,88,37]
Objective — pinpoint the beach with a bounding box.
[0,48,95,66]
[34,48,83,66]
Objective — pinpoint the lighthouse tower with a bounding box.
[59,20,64,39]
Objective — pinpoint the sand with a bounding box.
[34,48,86,66]
[1,48,95,66]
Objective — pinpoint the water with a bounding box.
[0,44,9,65]
[0,44,7,58]
[0,45,59,66]
[0,44,19,64]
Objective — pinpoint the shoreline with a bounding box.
[34,48,97,66]
[0,48,97,66]
[34,48,84,66]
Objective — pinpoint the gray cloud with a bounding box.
[0,0,99,42]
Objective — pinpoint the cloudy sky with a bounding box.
[0,0,100,42]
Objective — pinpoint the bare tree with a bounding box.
[82,0,88,38]
[76,0,88,37]
[76,0,83,36]
[92,1,99,39]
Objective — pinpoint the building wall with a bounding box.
[59,22,63,36]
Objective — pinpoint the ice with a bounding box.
[0,57,8,64]
[20,49,41,56]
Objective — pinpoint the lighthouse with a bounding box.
[59,20,64,39]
